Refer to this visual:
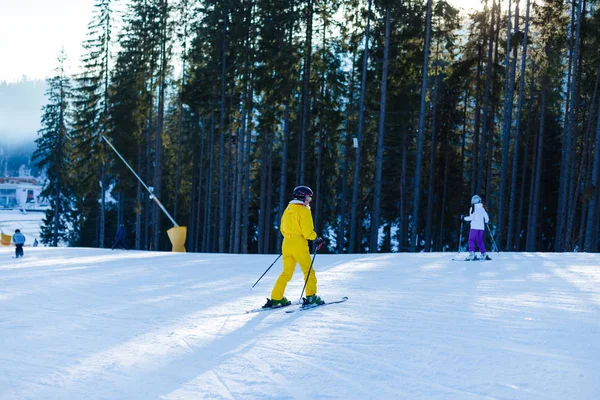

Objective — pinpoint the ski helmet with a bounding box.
[471,195,482,205]
[293,185,314,202]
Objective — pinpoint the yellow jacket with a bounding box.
[280,200,317,240]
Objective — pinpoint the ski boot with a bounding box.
[465,251,478,261]
[302,295,324,306]
[480,253,492,261]
[262,297,291,308]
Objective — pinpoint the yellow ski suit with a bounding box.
[271,200,318,301]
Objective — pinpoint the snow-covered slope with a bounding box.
[0,248,598,399]
[0,209,43,244]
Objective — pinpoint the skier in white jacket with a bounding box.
[463,195,491,260]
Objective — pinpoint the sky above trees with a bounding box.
[0,0,484,83]
[0,0,94,83]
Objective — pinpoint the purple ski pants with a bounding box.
[468,229,486,253]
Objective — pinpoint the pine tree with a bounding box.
[71,0,114,247]
[32,50,74,247]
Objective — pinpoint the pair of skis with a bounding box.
[452,256,492,261]
[246,296,348,314]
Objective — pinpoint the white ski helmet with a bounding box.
[471,195,482,205]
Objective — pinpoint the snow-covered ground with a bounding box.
[0,245,598,399]
[0,209,43,244]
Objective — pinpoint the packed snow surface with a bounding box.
[0,209,43,243]
[0,246,598,399]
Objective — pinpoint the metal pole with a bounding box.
[458,219,464,254]
[101,135,178,227]
[250,254,282,290]
[298,247,318,303]
[486,223,499,253]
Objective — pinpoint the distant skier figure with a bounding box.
[463,195,491,261]
[263,185,325,308]
[12,229,26,258]
[111,224,129,250]
[33,238,39,247]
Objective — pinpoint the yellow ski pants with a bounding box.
[271,237,317,300]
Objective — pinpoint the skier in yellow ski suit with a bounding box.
[263,186,324,308]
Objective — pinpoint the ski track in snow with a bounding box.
[0,248,599,399]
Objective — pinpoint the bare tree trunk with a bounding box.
[242,75,254,254]
[338,49,358,253]
[410,0,432,252]
[585,74,600,251]
[234,125,245,253]
[297,0,313,185]
[276,6,292,253]
[97,1,113,249]
[315,21,327,236]
[145,117,152,250]
[485,1,501,199]
[370,6,391,253]
[100,159,106,248]
[527,69,547,251]
[195,119,206,251]
[425,57,440,252]
[174,2,189,221]
[350,0,372,253]
[472,42,483,195]
[258,132,268,254]
[189,130,198,252]
[278,102,290,252]
[499,0,519,249]
[203,115,215,252]
[438,131,450,251]
[565,0,586,249]
[527,110,538,250]
[264,142,273,253]
[398,124,408,251]
[557,0,581,251]
[507,0,531,250]
[136,145,142,250]
[54,75,68,247]
[518,67,536,250]
[458,90,468,250]
[228,126,235,253]
[144,73,155,249]
[315,131,323,234]
[477,0,496,195]
[218,3,228,253]
[153,1,168,250]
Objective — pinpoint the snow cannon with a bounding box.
[102,135,187,253]
[167,226,187,253]
[1,233,11,246]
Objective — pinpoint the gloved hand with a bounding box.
[314,237,324,250]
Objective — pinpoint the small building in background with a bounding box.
[0,177,45,210]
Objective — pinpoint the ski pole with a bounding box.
[486,223,499,253]
[250,254,282,290]
[298,246,319,303]
[458,218,464,255]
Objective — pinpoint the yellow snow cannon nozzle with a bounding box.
[1,232,12,246]
[167,226,187,253]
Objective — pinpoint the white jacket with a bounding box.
[464,203,489,230]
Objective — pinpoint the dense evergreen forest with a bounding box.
[33,0,600,253]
